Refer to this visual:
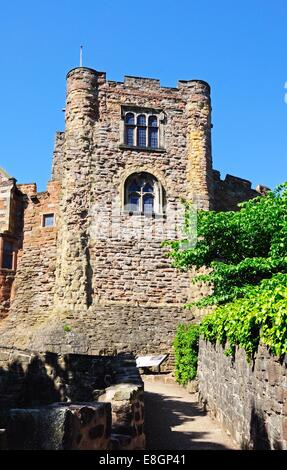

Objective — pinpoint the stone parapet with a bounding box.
[51,132,65,182]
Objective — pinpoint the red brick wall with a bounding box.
[9,180,60,317]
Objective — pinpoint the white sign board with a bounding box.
[136,354,168,369]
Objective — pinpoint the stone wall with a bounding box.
[0,347,145,450]
[8,180,60,319]
[198,339,287,449]
[0,302,210,371]
[213,171,260,211]
[0,173,24,317]
[0,403,111,450]
[0,271,15,319]
[51,131,64,182]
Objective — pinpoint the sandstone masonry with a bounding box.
[198,339,287,449]
[0,347,144,450]
[0,67,262,362]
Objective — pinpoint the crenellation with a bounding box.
[51,131,64,182]
[124,75,161,89]
[213,170,260,211]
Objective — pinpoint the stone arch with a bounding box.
[118,166,167,215]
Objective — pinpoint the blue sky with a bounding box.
[1,0,286,191]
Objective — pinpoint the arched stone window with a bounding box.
[124,172,165,215]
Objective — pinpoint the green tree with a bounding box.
[166,183,287,358]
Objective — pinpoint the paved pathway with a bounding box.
[144,380,238,450]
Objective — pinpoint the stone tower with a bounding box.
[53,68,214,314]
[0,66,259,361]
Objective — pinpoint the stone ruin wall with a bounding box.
[198,339,287,450]
[9,181,60,317]
[213,170,260,211]
[0,179,60,348]
[0,346,145,450]
[0,174,23,317]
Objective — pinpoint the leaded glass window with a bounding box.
[125,113,135,125]
[143,194,154,214]
[129,193,140,211]
[126,126,134,146]
[148,116,158,148]
[124,111,161,148]
[125,173,156,214]
[137,114,146,126]
[137,114,146,147]
[125,113,135,146]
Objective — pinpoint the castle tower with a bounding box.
[179,80,213,209]
[50,67,215,357]
[54,67,99,311]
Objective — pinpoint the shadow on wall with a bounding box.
[246,404,282,450]
[0,351,115,409]
[0,351,144,450]
[0,354,64,409]
[82,233,94,308]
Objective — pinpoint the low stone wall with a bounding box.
[0,403,111,450]
[100,383,145,450]
[198,339,287,449]
[0,346,145,450]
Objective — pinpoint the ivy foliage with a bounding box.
[166,183,287,358]
[173,324,200,384]
[200,274,287,358]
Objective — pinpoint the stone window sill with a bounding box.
[121,211,166,219]
[119,144,166,153]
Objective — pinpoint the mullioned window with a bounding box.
[120,108,165,150]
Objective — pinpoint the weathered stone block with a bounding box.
[0,402,110,450]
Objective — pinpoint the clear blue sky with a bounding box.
[1,0,286,191]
